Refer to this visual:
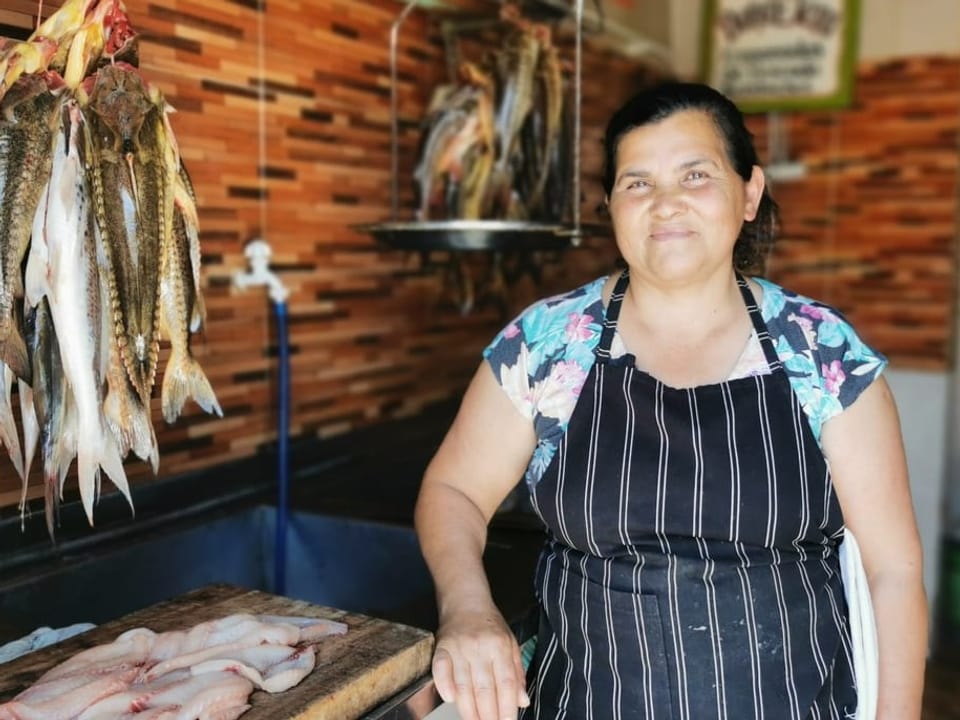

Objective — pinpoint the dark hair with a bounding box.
[602,82,779,274]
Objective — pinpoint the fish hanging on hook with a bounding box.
[3,0,221,535]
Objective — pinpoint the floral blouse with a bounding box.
[483,275,887,488]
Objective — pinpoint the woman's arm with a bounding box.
[821,376,927,719]
[415,362,538,720]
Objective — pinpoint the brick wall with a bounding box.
[0,2,956,515]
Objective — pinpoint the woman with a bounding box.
[414,82,927,720]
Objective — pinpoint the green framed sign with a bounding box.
[701,0,861,113]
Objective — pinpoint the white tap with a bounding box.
[232,239,290,305]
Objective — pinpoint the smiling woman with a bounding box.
[413,81,928,720]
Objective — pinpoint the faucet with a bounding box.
[232,239,290,305]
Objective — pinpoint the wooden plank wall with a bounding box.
[752,55,960,370]
[0,2,956,516]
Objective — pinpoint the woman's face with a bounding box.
[606,109,764,284]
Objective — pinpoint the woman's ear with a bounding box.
[743,165,765,221]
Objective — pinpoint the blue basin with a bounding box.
[0,506,437,633]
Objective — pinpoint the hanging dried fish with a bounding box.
[81,62,167,404]
[0,37,57,98]
[524,25,564,219]
[0,363,23,483]
[0,72,64,381]
[24,298,71,538]
[414,62,495,221]
[27,102,133,525]
[484,8,540,219]
[160,165,222,425]
[0,0,219,531]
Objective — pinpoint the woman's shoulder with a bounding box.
[755,276,884,359]
[754,276,887,435]
[485,276,608,355]
[755,277,849,330]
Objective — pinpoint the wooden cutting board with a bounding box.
[0,583,435,719]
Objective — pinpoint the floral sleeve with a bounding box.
[758,278,888,441]
[483,277,606,484]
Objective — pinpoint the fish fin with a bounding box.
[16,377,36,530]
[44,472,59,543]
[77,446,98,526]
[100,431,135,518]
[78,430,134,526]
[0,364,24,481]
[17,378,38,483]
[161,350,223,424]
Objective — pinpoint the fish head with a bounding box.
[0,37,59,98]
[86,64,153,153]
[0,71,64,121]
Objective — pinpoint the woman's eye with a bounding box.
[626,179,649,190]
[685,170,707,182]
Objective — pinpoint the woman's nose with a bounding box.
[649,185,684,218]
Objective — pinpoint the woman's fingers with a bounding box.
[432,647,457,704]
[492,657,522,719]
[470,662,501,720]
[512,645,530,708]
[433,608,527,719]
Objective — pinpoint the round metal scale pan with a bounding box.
[356,220,605,252]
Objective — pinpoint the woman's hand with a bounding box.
[432,602,529,720]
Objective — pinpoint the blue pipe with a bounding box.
[273,300,290,595]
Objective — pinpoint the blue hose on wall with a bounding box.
[232,239,291,597]
[274,299,290,596]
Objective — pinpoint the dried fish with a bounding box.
[2,0,219,530]
[414,62,495,221]
[485,11,540,219]
[24,299,70,539]
[0,363,23,483]
[159,170,223,424]
[524,26,564,218]
[0,72,64,381]
[173,162,207,331]
[81,62,167,404]
[30,102,132,525]
[0,38,58,100]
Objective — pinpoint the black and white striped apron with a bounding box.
[522,270,857,719]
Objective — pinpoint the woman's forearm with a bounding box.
[872,574,928,719]
[415,482,496,619]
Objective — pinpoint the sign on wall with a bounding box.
[701,0,860,112]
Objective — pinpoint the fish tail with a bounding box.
[17,378,38,481]
[0,364,24,481]
[44,471,59,543]
[161,350,223,424]
[119,391,159,474]
[0,329,31,384]
[78,430,134,526]
[103,387,134,458]
[77,445,98,526]
[100,431,134,517]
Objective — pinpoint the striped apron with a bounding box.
[522,270,857,720]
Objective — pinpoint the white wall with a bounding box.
[885,370,951,620]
